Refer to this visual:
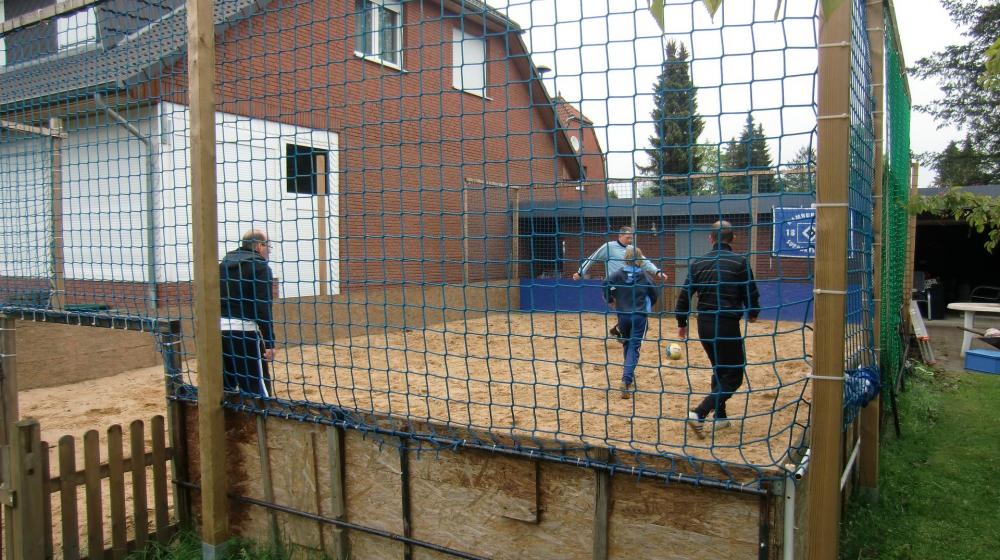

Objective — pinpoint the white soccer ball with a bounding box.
[666,343,683,360]
[985,327,1000,338]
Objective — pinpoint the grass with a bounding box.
[126,530,317,560]
[840,363,1000,559]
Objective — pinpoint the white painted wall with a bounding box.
[0,134,52,279]
[158,102,340,298]
[1,103,339,300]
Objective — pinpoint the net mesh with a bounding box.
[0,0,902,485]
[879,11,912,394]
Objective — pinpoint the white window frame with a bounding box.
[354,0,402,69]
[57,6,98,52]
[1,1,6,68]
[452,27,486,96]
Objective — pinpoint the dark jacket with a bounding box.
[220,247,275,348]
[604,265,659,314]
[675,243,760,328]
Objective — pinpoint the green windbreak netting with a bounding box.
[0,0,903,486]
[879,10,912,392]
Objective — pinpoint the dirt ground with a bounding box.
[264,312,814,470]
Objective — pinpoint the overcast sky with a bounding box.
[495,0,967,189]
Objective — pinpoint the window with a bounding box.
[452,28,486,95]
[354,0,401,67]
[0,2,6,68]
[57,7,98,51]
[286,144,329,195]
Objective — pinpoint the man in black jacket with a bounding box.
[220,229,276,397]
[675,221,759,437]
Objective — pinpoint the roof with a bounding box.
[0,0,266,110]
[520,192,817,218]
[554,97,593,126]
[916,185,1000,198]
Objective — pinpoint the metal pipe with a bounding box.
[94,93,158,310]
[782,448,811,560]
[174,480,491,560]
[840,438,861,491]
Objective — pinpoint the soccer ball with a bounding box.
[666,343,683,360]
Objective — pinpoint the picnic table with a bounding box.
[947,302,1000,356]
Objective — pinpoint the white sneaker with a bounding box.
[686,412,705,438]
[713,418,733,429]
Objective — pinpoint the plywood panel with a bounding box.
[343,431,405,560]
[608,476,759,560]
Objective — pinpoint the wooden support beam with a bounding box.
[187,0,228,552]
[316,153,329,297]
[808,1,852,558]
[398,441,412,560]
[860,0,886,496]
[0,119,68,139]
[592,449,611,560]
[255,416,281,547]
[0,316,17,560]
[10,420,46,560]
[50,118,67,311]
[326,426,349,560]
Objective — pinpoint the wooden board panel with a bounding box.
[58,435,80,560]
[343,431,405,560]
[608,476,759,560]
[130,420,149,551]
[107,424,127,559]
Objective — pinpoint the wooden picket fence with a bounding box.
[2,415,179,560]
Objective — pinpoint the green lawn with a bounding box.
[840,364,1000,560]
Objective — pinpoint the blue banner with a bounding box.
[773,207,817,258]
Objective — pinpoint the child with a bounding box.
[603,247,659,399]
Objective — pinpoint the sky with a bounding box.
[494,0,969,189]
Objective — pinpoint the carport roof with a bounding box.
[518,192,816,218]
[917,185,1000,198]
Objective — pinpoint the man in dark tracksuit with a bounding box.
[675,221,759,437]
[220,229,276,397]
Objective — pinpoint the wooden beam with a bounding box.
[860,0,886,496]
[11,420,46,560]
[0,316,17,560]
[808,1,852,558]
[592,449,611,560]
[255,416,281,548]
[50,118,67,311]
[316,154,329,297]
[0,119,67,139]
[398,440,412,560]
[326,426,349,560]
[187,0,228,550]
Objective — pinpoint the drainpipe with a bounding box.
[784,448,811,560]
[95,93,157,311]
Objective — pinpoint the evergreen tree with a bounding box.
[719,115,775,194]
[784,145,817,193]
[932,136,992,187]
[638,41,705,196]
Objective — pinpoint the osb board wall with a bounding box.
[13,319,161,389]
[184,407,776,560]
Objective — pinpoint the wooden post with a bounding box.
[187,0,229,552]
[860,0,886,496]
[398,441,412,560]
[255,416,280,547]
[0,316,17,560]
[316,153,329,297]
[326,426,348,560]
[108,424,128,559]
[50,117,67,311]
[162,322,192,526]
[592,448,611,560]
[750,175,760,273]
[83,430,104,560]
[130,420,149,551]
[808,1,852,558]
[58,436,80,560]
[10,420,45,560]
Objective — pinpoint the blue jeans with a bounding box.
[616,312,648,386]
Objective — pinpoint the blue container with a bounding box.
[965,349,1000,375]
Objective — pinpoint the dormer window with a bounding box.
[57,7,98,52]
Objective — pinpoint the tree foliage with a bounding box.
[719,115,775,194]
[783,145,816,193]
[932,136,993,187]
[912,0,1000,183]
[638,40,705,196]
[908,187,1000,253]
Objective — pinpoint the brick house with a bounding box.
[0,0,605,311]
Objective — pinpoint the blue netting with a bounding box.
[0,0,899,486]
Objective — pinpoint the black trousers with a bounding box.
[694,313,746,419]
[222,330,272,397]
